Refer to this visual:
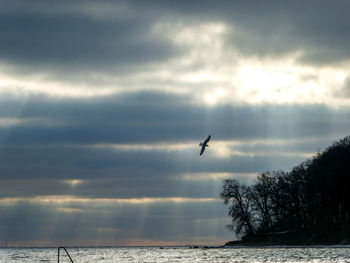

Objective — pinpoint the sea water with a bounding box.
[0,246,350,262]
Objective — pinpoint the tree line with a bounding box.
[221,136,350,238]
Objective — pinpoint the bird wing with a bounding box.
[200,145,205,155]
[204,135,211,144]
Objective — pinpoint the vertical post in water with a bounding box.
[57,247,74,263]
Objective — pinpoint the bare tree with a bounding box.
[221,179,256,236]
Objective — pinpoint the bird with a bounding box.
[199,135,211,156]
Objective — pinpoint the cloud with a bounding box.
[1,1,350,108]
[1,0,350,76]
[336,77,350,98]
[2,92,350,145]
[148,0,350,66]
[0,19,176,75]
[0,2,181,74]
[0,196,230,245]
[1,0,350,246]
[1,92,349,203]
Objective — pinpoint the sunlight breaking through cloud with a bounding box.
[0,196,217,205]
[91,142,194,152]
[179,172,257,182]
[63,179,85,187]
[236,57,349,106]
[1,0,350,247]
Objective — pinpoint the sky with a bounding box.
[1,0,350,247]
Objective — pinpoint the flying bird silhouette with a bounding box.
[199,135,211,156]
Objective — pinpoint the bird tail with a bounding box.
[199,142,203,146]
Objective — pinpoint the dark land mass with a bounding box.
[225,225,350,246]
[222,136,350,246]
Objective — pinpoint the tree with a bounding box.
[249,171,285,232]
[222,135,350,242]
[221,179,256,236]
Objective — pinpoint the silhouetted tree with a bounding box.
[249,172,276,232]
[222,135,350,239]
[221,179,256,236]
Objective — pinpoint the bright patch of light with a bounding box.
[0,71,115,98]
[203,89,228,105]
[155,21,228,47]
[180,71,217,83]
[0,117,60,127]
[209,140,244,158]
[0,117,26,127]
[180,172,257,181]
[92,142,194,152]
[0,196,217,205]
[63,179,85,187]
[236,58,348,105]
[56,207,83,213]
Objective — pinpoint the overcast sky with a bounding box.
[1,0,350,247]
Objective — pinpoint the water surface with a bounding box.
[1,246,350,262]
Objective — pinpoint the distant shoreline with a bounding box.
[223,244,350,248]
[225,226,350,248]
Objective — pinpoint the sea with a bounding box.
[0,246,350,262]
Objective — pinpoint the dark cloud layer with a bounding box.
[1,92,349,200]
[137,0,350,64]
[0,13,178,73]
[1,0,349,74]
[2,93,349,145]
